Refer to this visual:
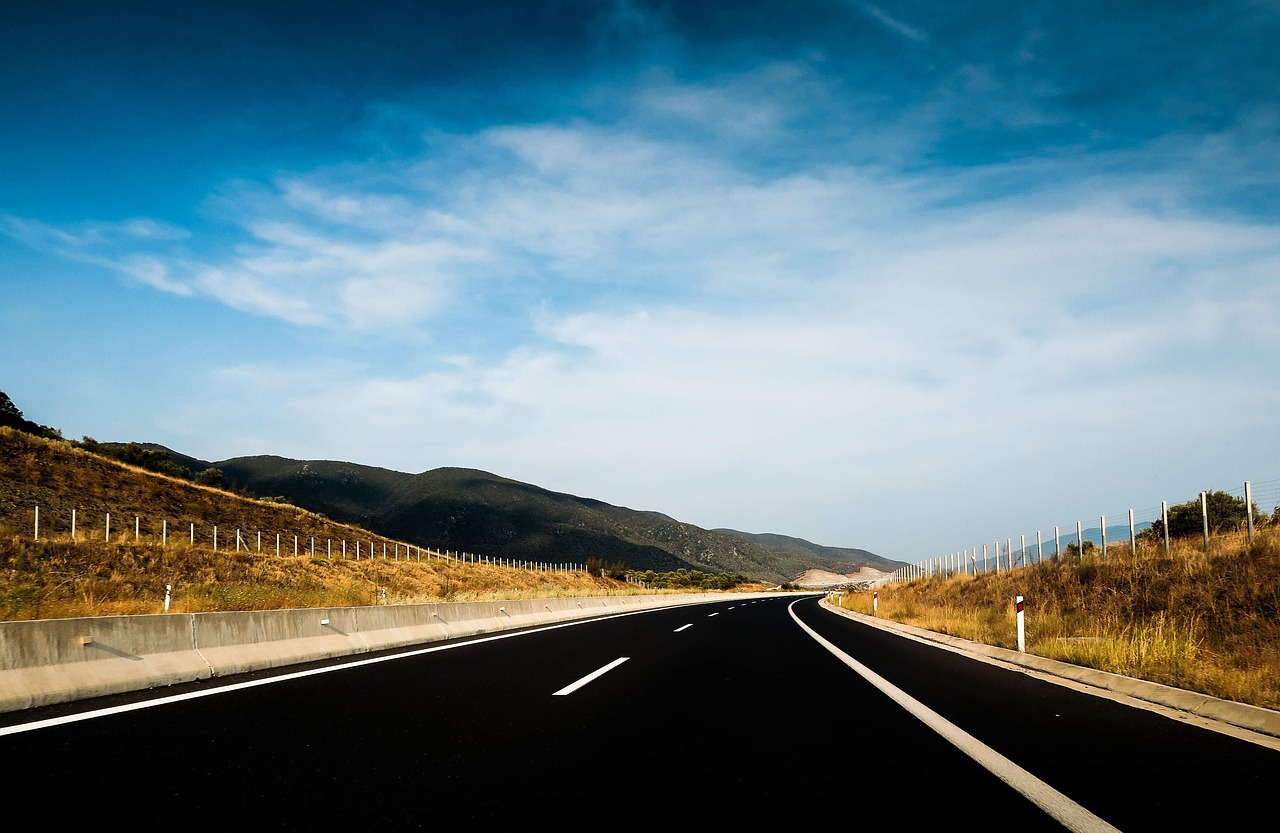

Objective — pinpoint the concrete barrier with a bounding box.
[0,592,772,713]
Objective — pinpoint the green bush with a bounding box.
[1143,490,1258,540]
[195,467,227,488]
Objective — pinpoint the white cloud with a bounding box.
[168,189,1280,551]
[10,65,1280,557]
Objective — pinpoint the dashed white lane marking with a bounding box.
[553,657,630,696]
[674,624,693,632]
[1,603,692,737]
[788,600,1122,833]
[708,612,720,617]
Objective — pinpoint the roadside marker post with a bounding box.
[1016,595,1026,652]
[873,591,879,615]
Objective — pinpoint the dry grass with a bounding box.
[0,536,667,620]
[839,529,1280,710]
[0,428,749,620]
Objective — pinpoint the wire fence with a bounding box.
[883,478,1280,585]
[23,505,587,575]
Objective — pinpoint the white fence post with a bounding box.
[1129,509,1136,554]
[72,508,76,541]
[1246,481,1254,543]
[1100,516,1106,558]
[106,513,111,542]
[1162,501,1169,555]
[33,506,39,540]
[1201,491,1210,550]
[1076,521,1083,559]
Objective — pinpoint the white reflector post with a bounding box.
[1016,595,1026,652]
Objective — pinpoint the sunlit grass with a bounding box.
[838,529,1280,710]
[0,535,661,621]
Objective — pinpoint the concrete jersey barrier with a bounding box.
[0,593,778,713]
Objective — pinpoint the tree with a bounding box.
[0,390,22,422]
[195,467,227,488]
[0,390,61,439]
[1146,491,1256,540]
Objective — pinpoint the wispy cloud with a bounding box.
[150,150,1279,550]
[7,46,1279,555]
[856,3,929,43]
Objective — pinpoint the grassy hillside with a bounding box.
[0,428,657,619]
[837,528,1280,711]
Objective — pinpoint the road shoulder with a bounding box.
[818,598,1280,749]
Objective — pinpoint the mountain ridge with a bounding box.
[133,444,901,585]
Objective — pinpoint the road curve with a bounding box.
[1,594,1275,828]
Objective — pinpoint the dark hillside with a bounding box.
[0,390,902,585]
[197,455,902,584]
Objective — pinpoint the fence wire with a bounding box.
[887,478,1276,584]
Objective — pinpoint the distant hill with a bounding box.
[0,390,902,584]
[137,448,901,585]
[714,529,903,573]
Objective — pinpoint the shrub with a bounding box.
[195,468,227,488]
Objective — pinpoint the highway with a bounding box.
[2,594,1276,828]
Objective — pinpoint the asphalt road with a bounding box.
[2,594,1276,829]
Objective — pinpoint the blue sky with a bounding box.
[3,1,1278,562]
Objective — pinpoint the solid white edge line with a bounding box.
[553,657,630,696]
[788,600,1122,833]
[2,601,730,737]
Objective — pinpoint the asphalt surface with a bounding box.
[2,594,1276,828]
